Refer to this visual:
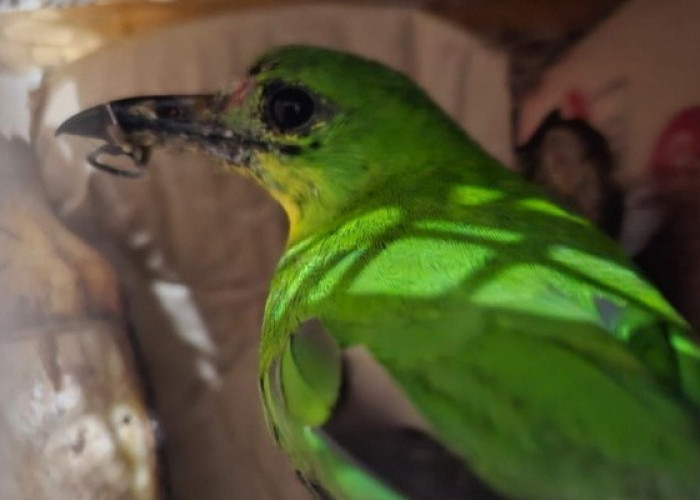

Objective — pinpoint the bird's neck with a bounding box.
[279,133,512,245]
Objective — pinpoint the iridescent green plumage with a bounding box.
[58,45,700,499]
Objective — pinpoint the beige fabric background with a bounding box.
[34,5,510,498]
[518,0,700,184]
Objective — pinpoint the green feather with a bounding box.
[244,46,700,499]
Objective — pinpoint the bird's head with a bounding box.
[57,45,466,242]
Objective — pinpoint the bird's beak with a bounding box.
[56,93,248,177]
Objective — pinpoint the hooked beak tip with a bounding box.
[55,104,115,140]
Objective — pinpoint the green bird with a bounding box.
[58,45,700,499]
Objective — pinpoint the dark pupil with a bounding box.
[267,86,315,132]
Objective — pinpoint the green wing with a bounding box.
[261,198,700,500]
[263,305,700,499]
[366,306,700,499]
[261,317,500,500]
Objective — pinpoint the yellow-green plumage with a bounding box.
[58,45,700,499]
[250,47,700,499]
[261,172,700,498]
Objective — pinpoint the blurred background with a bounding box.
[1,0,698,498]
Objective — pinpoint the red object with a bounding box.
[561,89,590,121]
[649,106,700,179]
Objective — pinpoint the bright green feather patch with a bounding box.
[239,46,700,499]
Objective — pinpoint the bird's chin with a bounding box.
[190,138,251,169]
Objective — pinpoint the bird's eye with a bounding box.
[264,85,315,133]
